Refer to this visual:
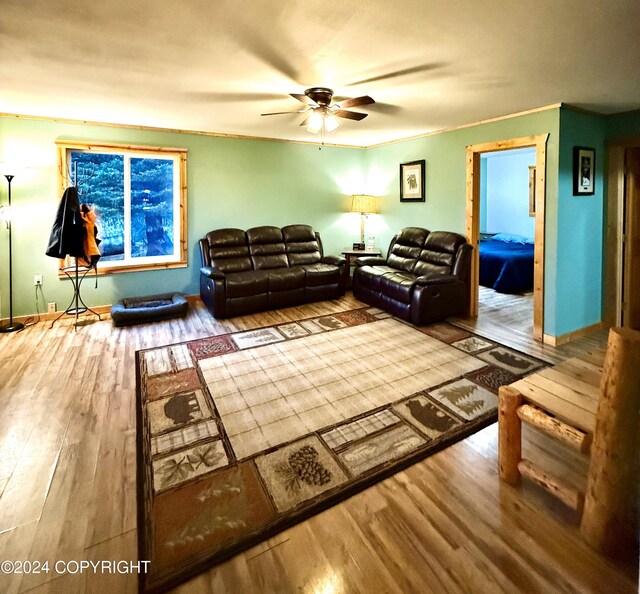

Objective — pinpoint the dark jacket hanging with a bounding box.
[46,186,85,259]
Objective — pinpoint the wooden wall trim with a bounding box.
[465,133,548,341]
[543,321,606,347]
[1,294,201,325]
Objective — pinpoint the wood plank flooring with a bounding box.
[451,287,609,364]
[0,294,635,593]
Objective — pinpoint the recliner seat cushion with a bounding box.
[225,270,269,297]
[301,263,340,287]
[354,265,397,291]
[379,271,416,303]
[267,266,305,291]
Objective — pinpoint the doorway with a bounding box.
[465,134,549,341]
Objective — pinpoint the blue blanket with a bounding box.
[479,239,534,294]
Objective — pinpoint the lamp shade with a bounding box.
[350,194,377,214]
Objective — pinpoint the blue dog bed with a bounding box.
[110,292,188,327]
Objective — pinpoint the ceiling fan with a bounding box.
[261,87,375,134]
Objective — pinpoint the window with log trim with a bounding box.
[56,141,187,273]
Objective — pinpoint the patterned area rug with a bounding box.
[136,308,547,593]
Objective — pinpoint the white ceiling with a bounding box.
[1,0,639,147]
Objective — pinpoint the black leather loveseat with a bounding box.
[353,227,472,325]
[199,225,346,318]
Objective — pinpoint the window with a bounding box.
[56,141,187,273]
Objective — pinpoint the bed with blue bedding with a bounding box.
[479,233,534,294]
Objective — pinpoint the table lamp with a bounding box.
[350,194,377,250]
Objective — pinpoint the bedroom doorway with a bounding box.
[465,134,549,342]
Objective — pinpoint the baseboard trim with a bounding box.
[543,321,606,346]
[2,294,201,325]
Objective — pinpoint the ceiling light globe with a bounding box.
[307,111,324,133]
[324,115,339,132]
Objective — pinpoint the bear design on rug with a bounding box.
[406,399,458,432]
[163,392,201,425]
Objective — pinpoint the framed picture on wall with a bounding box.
[573,146,595,196]
[400,159,425,201]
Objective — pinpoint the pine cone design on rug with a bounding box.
[288,445,332,486]
[275,445,332,493]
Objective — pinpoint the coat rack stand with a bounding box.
[49,261,101,330]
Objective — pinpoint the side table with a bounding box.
[341,247,382,288]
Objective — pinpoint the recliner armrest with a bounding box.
[415,273,460,286]
[356,256,387,267]
[200,265,225,280]
[321,255,346,267]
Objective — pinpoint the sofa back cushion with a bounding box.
[247,226,289,270]
[282,224,322,265]
[206,228,252,273]
[387,227,429,273]
[413,231,467,277]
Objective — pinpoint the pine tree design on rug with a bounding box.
[438,383,485,417]
[429,379,497,421]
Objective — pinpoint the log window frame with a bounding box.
[56,140,188,275]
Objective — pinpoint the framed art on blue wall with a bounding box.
[573,146,595,196]
[400,159,425,201]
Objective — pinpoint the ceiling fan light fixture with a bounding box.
[306,110,324,133]
[324,114,339,132]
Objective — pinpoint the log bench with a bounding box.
[498,327,640,556]
[498,352,602,513]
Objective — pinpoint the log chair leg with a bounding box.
[498,385,523,485]
[581,327,640,555]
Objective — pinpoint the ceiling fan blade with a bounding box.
[299,116,310,127]
[290,93,318,106]
[339,95,375,108]
[333,110,368,121]
[185,91,284,103]
[261,110,307,116]
[348,62,445,86]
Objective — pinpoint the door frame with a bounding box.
[465,133,549,342]
[605,136,640,327]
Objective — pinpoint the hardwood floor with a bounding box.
[451,287,609,364]
[0,294,635,593]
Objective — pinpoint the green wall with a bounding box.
[3,106,629,339]
[0,117,365,317]
[363,109,562,335]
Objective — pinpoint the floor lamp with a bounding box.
[0,173,24,332]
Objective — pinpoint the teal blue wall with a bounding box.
[605,110,640,140]
[554,107,606,336]
[0,117,365,317]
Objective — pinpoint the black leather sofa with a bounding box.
[353,227,472,325]
[199,225,346,318]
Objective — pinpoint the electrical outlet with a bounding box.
[47,302,56,314]
[34,274,43,286]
